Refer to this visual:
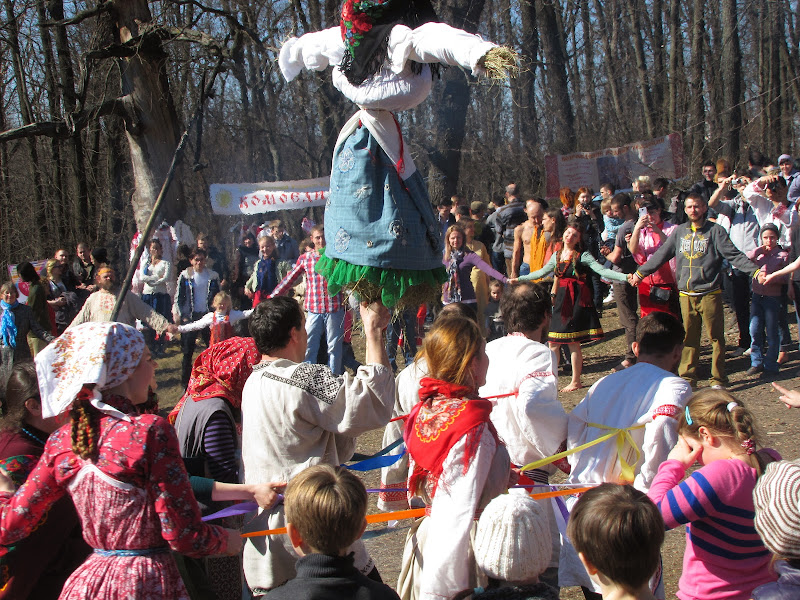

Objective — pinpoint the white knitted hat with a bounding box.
[473,493,551,583]
[754,459,800,558]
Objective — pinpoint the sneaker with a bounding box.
[743,348,752,356]
[745,366,764,376]
[711,384,727,390]
[603,291,614,304]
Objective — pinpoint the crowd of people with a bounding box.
[1,153,800,600]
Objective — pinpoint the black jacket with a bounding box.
[265,553,399,600]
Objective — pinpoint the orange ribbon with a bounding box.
[240,487,592,538]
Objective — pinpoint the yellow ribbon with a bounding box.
[520,422,647,483]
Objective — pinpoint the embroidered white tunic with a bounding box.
[240,359,394,594]
[559,361,692,590]
[479,333,567,569]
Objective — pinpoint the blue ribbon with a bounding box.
[343,437,406,472]
[94,547,169,557]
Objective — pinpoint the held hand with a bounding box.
[166,324,179,336]
[600,246,611,257]
[764,273,775,285]
[223,528,244,556]
[667,435,702,469]
[508,467,521,489]
[771,382,800,408]
[251,482,287,510]
[628,273,642,287]
[507,277,518,284]
[757,269,767,285]
[244,288,254,299]
[360,301,391,333]
[0,467,15,493]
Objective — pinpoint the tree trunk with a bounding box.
[626,0,655,138]
[689,0,706,161]
[536,0,575,151]
[111,0,186,231]
[426,0,487,197]
[720,0,742,163]
[3,0,46,244]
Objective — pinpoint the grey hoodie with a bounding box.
[636,220,759,295]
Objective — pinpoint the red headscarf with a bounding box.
[404,377,497,498]
[167,337,261,424]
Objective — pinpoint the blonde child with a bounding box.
[245,235,279,305]
[647,390,780,600]
[177,292,252,346]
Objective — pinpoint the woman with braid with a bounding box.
[0,321,241,599]
[647,390,780,600]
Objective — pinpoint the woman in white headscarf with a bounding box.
[0,321,242,599]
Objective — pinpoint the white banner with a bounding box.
[210,176,330,215]
[545,133,687,197]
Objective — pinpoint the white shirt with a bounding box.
[559,361,692,590]
[191,269,211,312]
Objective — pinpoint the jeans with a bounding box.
[750,293,780,372]
[386,308,417,372]
[679,293,727,387]
[491,251,507,276]
[142,292,171,354]
[305,308,345,375]
[778,284,792,351]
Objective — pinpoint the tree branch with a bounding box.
[0,95,132,143]
[40,0,113,27]
[85,25,234,60]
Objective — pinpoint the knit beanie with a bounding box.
[473,493,551,583]
[753,459,800,558]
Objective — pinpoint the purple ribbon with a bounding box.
[201,501,259,522]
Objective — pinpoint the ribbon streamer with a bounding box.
[240,487,592,538]
[202,502,259,522]
[343,437,405,472]
[520,422,646,483]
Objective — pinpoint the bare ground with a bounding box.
[154,302,800,599]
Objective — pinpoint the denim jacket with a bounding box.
[173,267,220,320]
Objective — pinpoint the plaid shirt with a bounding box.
[269,251,342,313]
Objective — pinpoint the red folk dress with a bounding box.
[0,394,228,600]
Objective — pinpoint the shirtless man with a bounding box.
[511,198,547,277]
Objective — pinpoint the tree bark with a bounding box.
[536,0,575,152]
[110,0,186,231]
[720,0,742,162]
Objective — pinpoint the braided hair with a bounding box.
[70,386,101,460]
[678,389,769,476]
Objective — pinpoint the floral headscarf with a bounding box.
[34,322,144,420]
[167,337,261,425]
[339,0,438,86]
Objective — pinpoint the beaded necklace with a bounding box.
[20,425,47,447]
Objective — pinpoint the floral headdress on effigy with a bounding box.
[339,0,439,86]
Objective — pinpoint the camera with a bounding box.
[730,177,746,186]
